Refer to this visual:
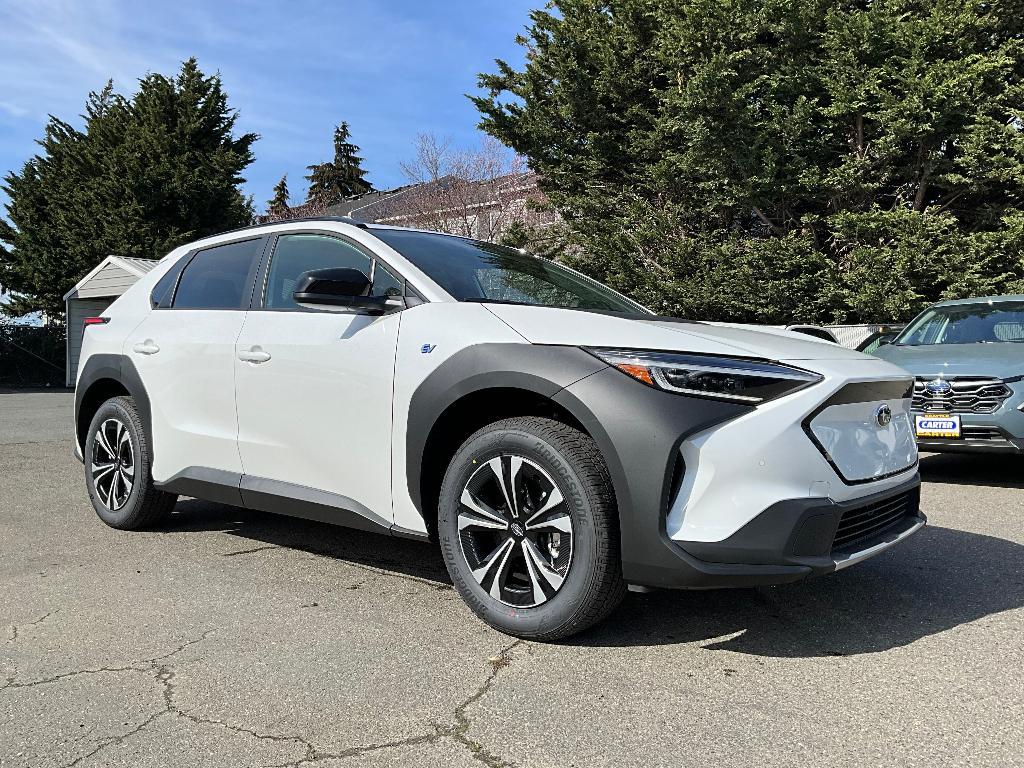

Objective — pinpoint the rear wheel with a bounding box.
[84,396,177,530]
[438,417,626,640]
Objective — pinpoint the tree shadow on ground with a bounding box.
[162,499,1022,658]
[919,452,1024,490]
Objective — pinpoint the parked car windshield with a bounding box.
[895,300,1024,345]
[370,228,649,314]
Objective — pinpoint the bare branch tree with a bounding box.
[371,133,555,242]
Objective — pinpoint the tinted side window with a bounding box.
[264,234,375,310]
[173,239,263,310]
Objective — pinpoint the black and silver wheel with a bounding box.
[439,417,626,640]
[91,418,135,511]
[459,455,573,608]
[84,396,177,530]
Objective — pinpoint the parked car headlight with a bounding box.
[584,348,822,404]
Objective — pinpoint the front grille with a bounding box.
[832,491,915,552]
[912,377,1011,414]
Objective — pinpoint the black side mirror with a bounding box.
[292,268,389,314]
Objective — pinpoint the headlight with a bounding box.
[584,347,822,404]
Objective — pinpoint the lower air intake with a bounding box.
[831,491,917,553]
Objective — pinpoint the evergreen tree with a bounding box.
[474,0,1024,323]
[305,122,372,206]
[268,174,290,218]
[0,58,256,318]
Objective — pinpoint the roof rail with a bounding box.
[220,215,369,236]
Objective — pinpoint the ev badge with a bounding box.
[875,403,893,428]
[420,344,436,354]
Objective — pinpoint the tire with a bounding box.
[84,396,177,530]
[438,417,626,641]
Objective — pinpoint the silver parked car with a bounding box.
[873,295,1024,454]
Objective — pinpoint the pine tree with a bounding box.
[268,174,290,218]
[0,58,256,318]
[305,122,372,206]
[474,0,1024,323]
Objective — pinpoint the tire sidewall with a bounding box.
[84,398,146,528]
[439,425,601,637]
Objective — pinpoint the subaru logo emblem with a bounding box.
[925,378,952,395]
[875,404,892,428]
[510,522,525,538]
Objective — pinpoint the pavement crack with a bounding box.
[261,728,449,768]
[257,640,526,768]
[2,628,215,690]
[3,664,150,690]
[446,639,524,768]
[222,545,281,557]
[6,608,60,644]
[148,628,217,663]
[59,708,170,768]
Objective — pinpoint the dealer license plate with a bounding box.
[915,413,962,439]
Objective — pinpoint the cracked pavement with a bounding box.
[2,391,1023,767]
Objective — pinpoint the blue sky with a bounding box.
[0,0,535,212]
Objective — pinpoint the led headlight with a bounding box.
[584,348,822,404]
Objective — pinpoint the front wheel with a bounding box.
[438,417,626,641]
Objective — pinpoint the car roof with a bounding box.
[931,294,1024,307]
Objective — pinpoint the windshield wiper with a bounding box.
[460,298,537,307]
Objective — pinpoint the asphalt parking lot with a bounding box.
[1,391,1021,768]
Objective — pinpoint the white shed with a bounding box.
[63,256,159,386]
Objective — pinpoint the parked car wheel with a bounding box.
[438,417,626,641]
[84,396,177,530]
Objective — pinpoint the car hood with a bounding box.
[873,342,1024,380]
[483,305,870,361]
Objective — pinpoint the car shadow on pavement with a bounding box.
[577,525,1024,656]
[165,498,453,586]
[163,501,1021,658]
[919,452,1024,489]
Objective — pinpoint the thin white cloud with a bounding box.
[0,101,29,119]
[0,0,534,208]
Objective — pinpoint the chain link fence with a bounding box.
[0,323,66,388]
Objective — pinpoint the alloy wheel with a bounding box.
[91,418,135,511]
[457,455,574,608]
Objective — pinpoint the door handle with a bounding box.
[238,346,271,364]
[132,340,160,355]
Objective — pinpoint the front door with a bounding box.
[233,232,404,527]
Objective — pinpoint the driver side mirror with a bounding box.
[292,268,390,314]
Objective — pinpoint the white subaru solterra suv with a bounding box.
[75,216,924,640]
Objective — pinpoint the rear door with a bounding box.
[128,236,265,487]
[233,231,406,526]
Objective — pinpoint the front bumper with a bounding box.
[672,475,924,587]
[554,360,923,590]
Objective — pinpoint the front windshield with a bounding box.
[895,300,1024,345]
[370,228,649,314]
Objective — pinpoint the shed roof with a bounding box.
[63,256,160,301]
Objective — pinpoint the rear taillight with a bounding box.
[83,317,110,327]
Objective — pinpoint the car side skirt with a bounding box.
[155,467,429,540]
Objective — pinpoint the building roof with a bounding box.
[118,256,160,275]
[63,256,160,301]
